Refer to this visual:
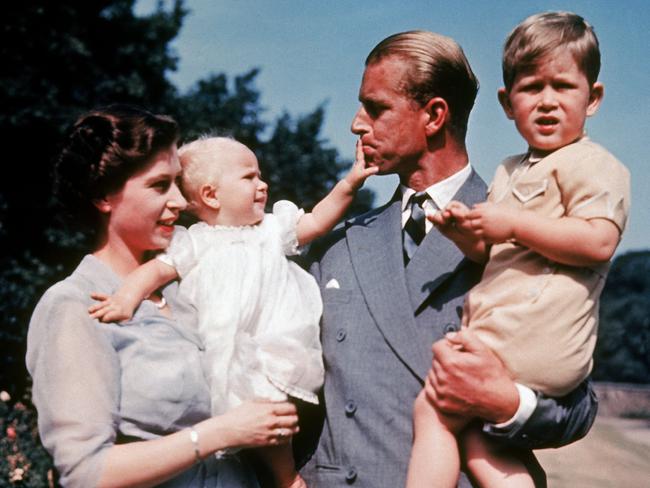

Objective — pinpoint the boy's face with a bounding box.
[498,50,603,154]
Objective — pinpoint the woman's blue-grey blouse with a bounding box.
[26,255,259,487]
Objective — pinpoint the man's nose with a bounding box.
[351,107,369,135]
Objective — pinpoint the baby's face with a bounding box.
[500,50,602,155]
[215,148,268,226]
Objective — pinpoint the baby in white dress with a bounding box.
[89,136,377,488]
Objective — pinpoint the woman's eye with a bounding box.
[153,180,171,192]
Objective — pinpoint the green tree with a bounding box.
[594,251,650,383]
[0,0,186,398]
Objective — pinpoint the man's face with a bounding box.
[351,56,429,176]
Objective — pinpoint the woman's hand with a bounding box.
[211,400,300,450]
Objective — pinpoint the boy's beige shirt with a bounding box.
[465,138,630,396]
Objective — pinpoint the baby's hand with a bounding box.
[343,139,379,191]
[88,292,135,323]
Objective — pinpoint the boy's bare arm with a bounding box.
[296,140,378,246]
[466,202,620,266]
[89,259,179,322]
[429,201,489,263]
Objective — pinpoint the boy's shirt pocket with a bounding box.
[512,178,548,204]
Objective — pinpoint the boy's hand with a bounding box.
[429,201,488,263]
[343,139,379,191]
[465,202,519,243]
[88,292,135,323]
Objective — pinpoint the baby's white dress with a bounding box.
[158,201,324,415]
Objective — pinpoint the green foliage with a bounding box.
[594,251,650,383]
[0,0,187,399]
[1,392,54,487]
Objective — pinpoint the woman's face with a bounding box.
[102,145,187,260]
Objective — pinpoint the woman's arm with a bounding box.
[98,401,299,488]
[296,140,377,246]
[28,282,299,488]
[88,259,178,322]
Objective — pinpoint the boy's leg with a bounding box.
[462,426,536,488]
[405,390,470,488]
[258,442,306,488]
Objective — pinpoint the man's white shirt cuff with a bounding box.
[483,383,537,435]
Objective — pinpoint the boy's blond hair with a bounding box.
[502,11,600,91]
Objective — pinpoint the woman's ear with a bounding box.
[498,88,514,119]
[423,97,449,137]
[92,197,112,214]
[199,184,220,210]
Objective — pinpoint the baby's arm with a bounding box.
[428,201,489,263]
[466,202,620,266]
[88,259,179,322]
[296,140,378,245]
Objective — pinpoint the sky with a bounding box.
[136,0,649,254]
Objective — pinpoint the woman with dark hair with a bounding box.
[26,105,299,487]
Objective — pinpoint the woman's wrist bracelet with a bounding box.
[189,428,201,463]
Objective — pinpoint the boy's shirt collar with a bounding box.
[527,133,589,165]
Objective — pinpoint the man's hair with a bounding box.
[366,30,479,140]
[502,11,600,91]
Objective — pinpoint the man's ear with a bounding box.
[586,82,604,117]
[423,97,449,137]
[498,88,514,119]
[92,197,112,214]
[199,184,220,210]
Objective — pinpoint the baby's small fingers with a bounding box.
[89,309,108,320]
[364,165,379,176]
[90,292,109,301]
[355,139,364,161]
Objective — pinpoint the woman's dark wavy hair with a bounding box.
[54,104,179,240]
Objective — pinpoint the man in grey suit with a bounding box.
[297,31,597,487]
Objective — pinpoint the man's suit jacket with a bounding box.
[300,171,486,487]
[298,170,597,488]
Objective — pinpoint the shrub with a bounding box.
[0,390,55,487]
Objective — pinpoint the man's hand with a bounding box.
[88,292,136,323]
[424,329,519,424]
[343,139,379,191]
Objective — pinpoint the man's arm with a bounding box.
[425,329,597,449]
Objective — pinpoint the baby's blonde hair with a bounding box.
[177,136,238,207]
